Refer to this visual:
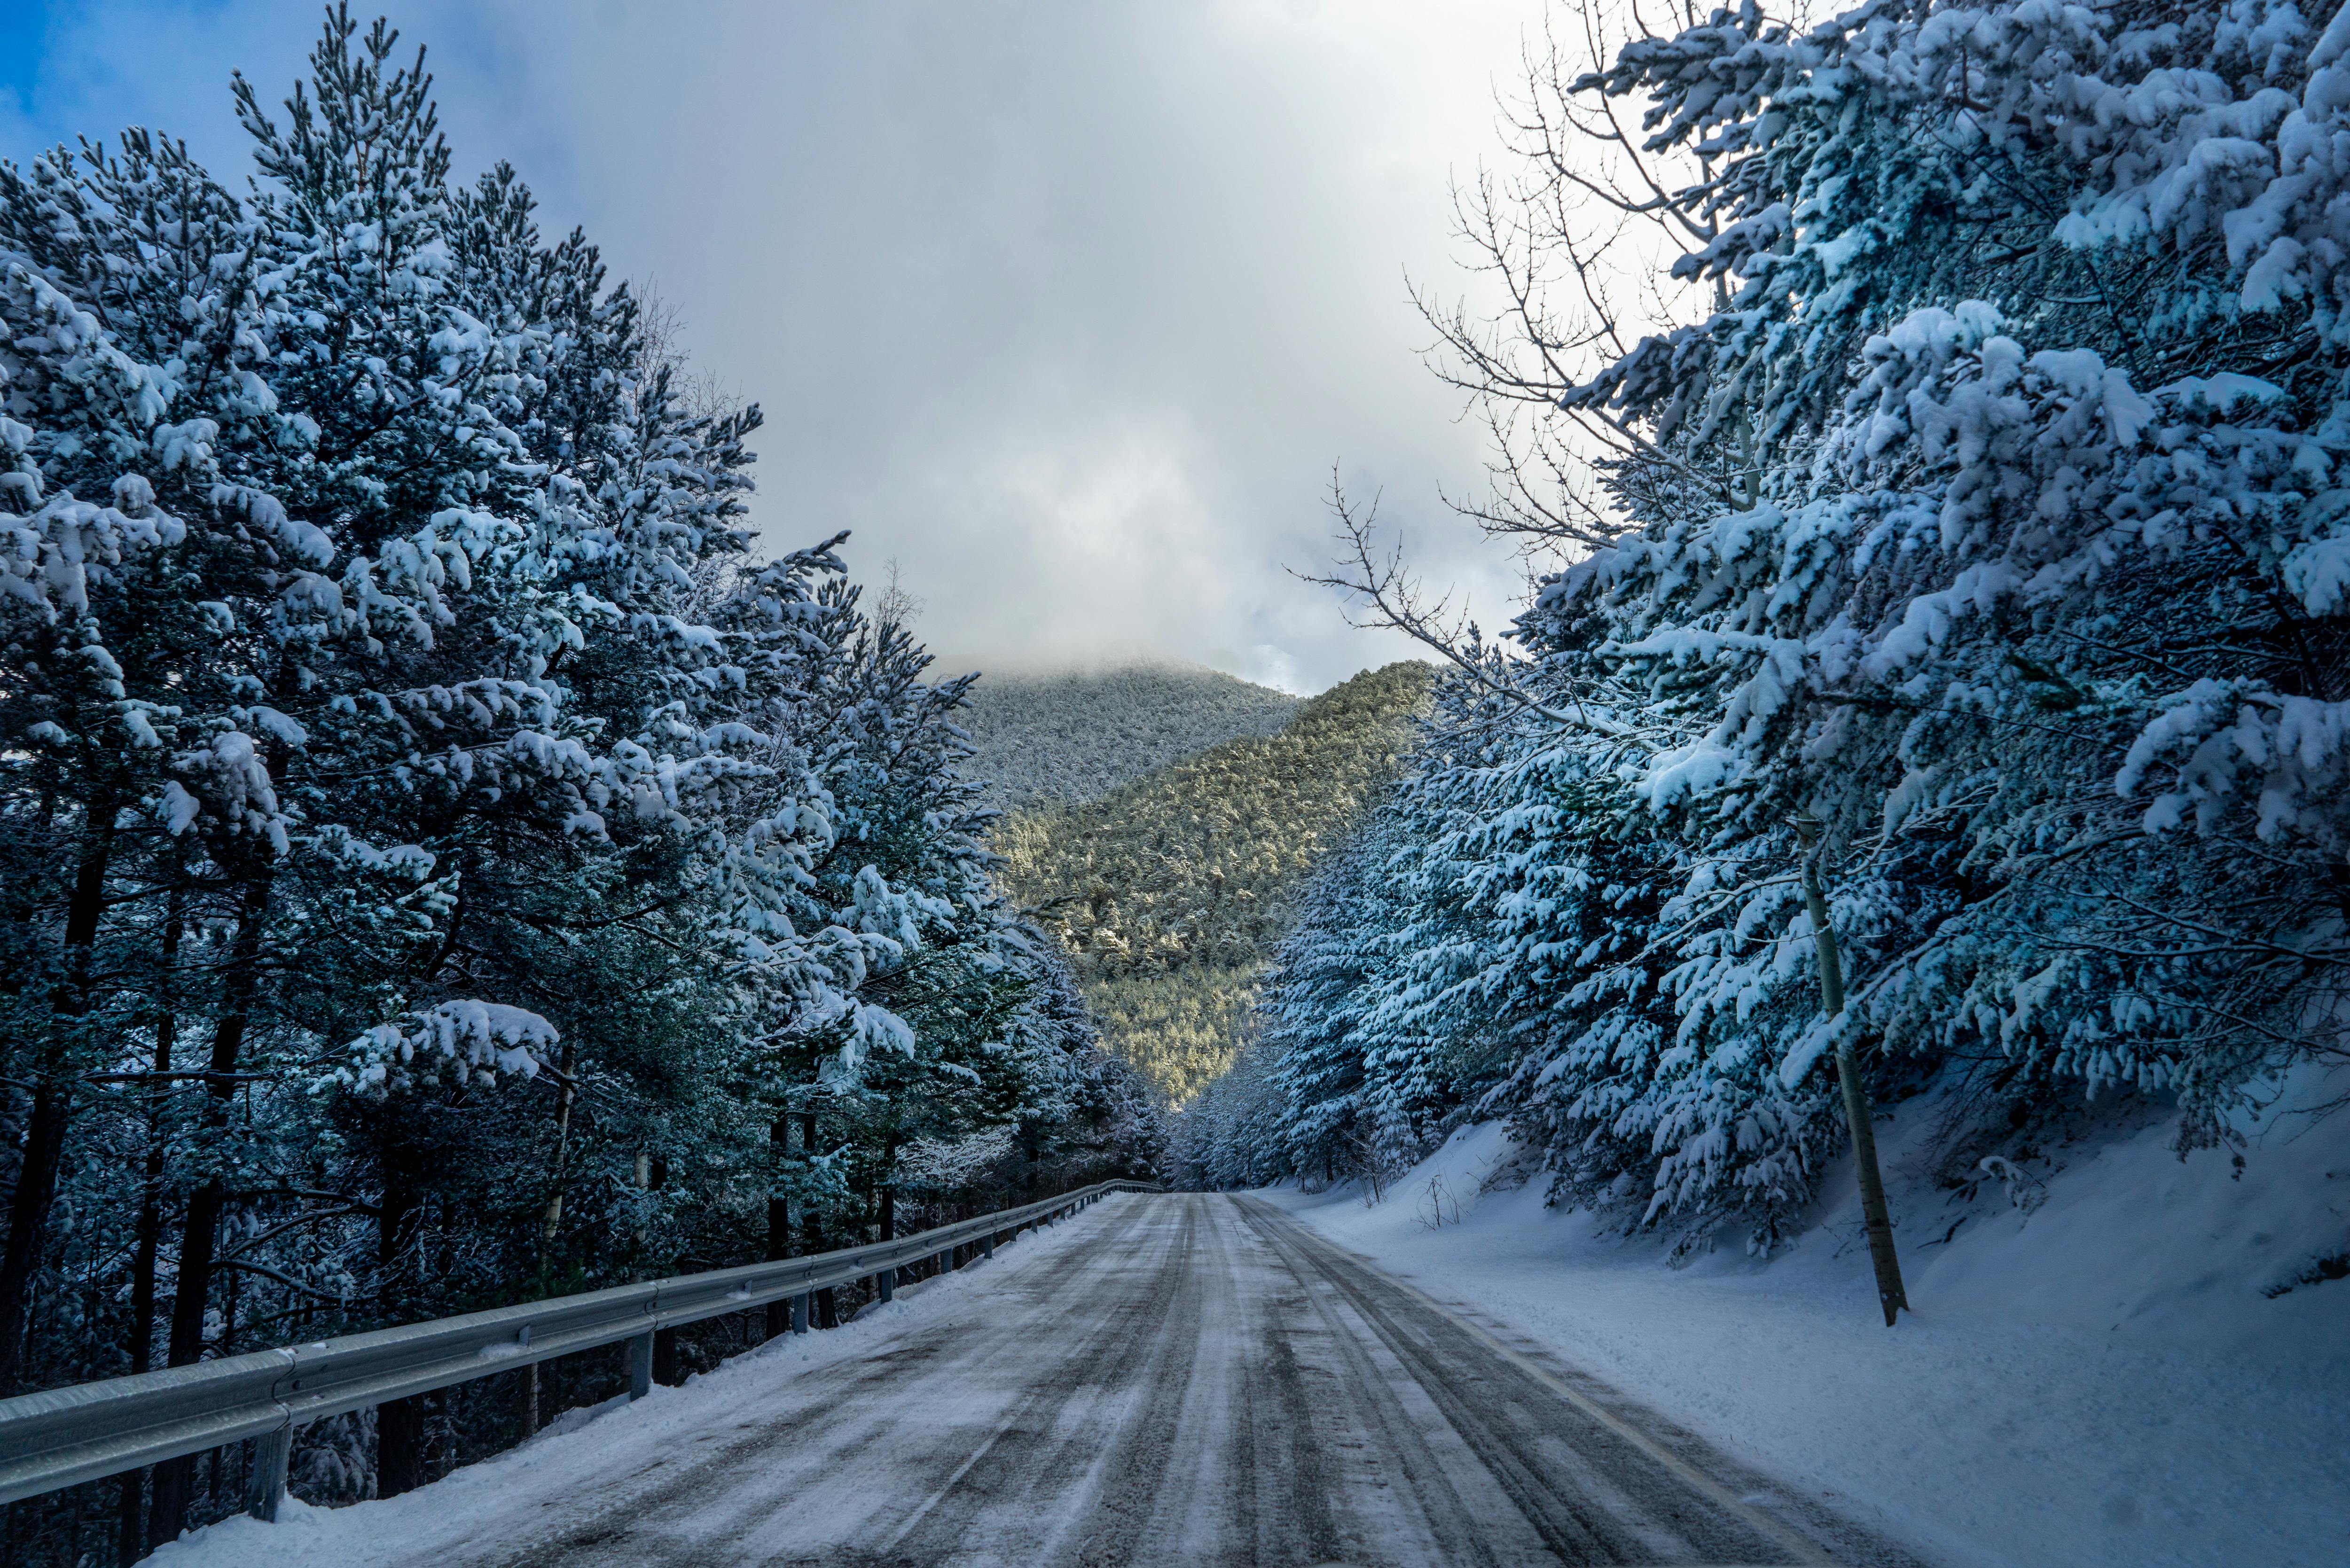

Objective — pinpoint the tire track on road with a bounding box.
[397,1194,1930,1568]
[1233,1195,1929,1568]
[472,1197,1172,1568]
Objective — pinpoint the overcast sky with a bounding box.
[0,0,1545,694]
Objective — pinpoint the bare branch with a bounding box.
[1292,472,1647,747]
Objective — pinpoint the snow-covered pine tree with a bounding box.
[1260,804,1429,1186]
[1228,0,2350,1259]
[1520,0,2350,1202]
[0,13,1155,1560]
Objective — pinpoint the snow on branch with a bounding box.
[893,1126,1017,1193]
[1295,469,1647,747]
[330,1001,560,1094]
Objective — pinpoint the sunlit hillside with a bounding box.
[994,662,1434,1102]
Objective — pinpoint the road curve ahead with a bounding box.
[365,1194,1927,1568]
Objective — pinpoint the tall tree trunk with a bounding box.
[377,1397,425,1498]
[118,902,180,1565]
[538,1042,578,1243]
[127,904,181,1374]
[147,1171,219,1546]
[0,1085,71,1387]
[0,796,116,1390]
[116,1468,145,1568]
[1798,819,1908,1327]
[151,870,270,1548]
[376,1116,424,1496]
[764,1109,797,1339]
[800,1115,833,1328]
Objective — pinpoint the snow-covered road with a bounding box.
[156,1193,1927,1567]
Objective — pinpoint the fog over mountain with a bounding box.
[958,663,1302,812]
[0,0,1535,696]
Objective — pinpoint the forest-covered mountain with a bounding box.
[995,663,1432,1103]
[958,663,1301,810]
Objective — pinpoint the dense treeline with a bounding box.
[1185,0,2350,1249]
[997,663,1430,1102]
[0,15,1157,1563]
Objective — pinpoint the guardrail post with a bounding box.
[791,1289,809,1334]
[628,1329,654,1401]
[246,1423,291,1521]
[877,1270,893,1304]
[982,1232,994,1258]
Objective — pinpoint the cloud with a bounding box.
[3,0,1541,694]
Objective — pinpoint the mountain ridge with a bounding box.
[958,661,1302,812]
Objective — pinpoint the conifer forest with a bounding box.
[1186,0,2350,1221]
[5,2,2348,1565]
[0,14,1163,1558]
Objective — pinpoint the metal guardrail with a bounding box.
[0,1179,1162,1520]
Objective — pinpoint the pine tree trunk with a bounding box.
[878,1130,899,1250]
[0,800,116,1390]
[118,900,180,1563]
[115,1467,145,1568]
[0,1084,70,1389]
[377,1397,425,1497]
[153,873,271,1545]
[764,1110,796,1339]
[148,1173,220,1548]
[538,1043,578,1243]
[1798,820,1908,1326]
[376,1115,425,1487]
[799,1114,830,1327]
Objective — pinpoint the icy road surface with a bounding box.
[161,1194,1928,1568]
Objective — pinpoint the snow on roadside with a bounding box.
[1261,1080,2350,1568]
[145,1202,1116,1568]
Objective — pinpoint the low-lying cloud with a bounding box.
[2,0,1543,693]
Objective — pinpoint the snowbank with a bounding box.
[1262,1082,2350,1568]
